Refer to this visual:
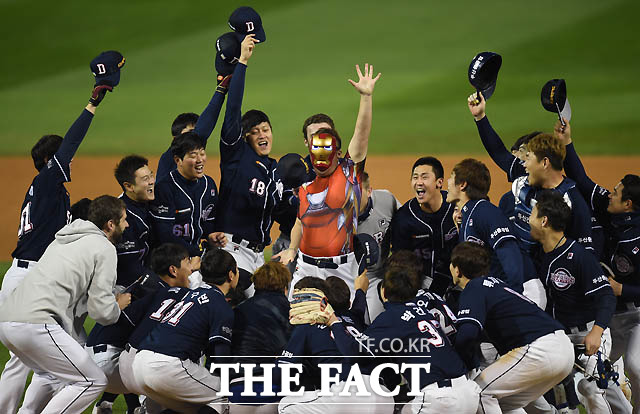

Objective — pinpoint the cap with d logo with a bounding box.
[215,32,242,76]
[276,153,310,190]
[90,51,125,87]
[228,6,266,42]
[354,233,380,275]
[468,52,502,100]
[541,79,572,123]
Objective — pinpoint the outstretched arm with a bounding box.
[193,77,230,142]
[347,64,381,163]
[468,92,525,181]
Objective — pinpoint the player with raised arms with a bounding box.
[0,51,125,414]
[273,63,381,298]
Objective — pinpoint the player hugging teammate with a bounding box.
[2,9,640,414]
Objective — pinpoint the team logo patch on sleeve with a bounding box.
[613,254,634,276]
[551,268,576,290]
[632,247,639,255]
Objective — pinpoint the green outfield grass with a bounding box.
[1,0,639,156]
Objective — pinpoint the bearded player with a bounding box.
[273,63,381,297]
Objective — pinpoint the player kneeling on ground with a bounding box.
[451,242,574,413]
[132,248,239,414]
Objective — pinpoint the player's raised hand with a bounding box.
[349,63,381,96]
[239,34,258,65]
[467,92,486,121]
[116,293,132,310]
[272,247,296,265]
[553,118,572,146]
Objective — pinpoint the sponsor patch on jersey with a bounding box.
[550,267,576,290]
[567,252,573,259]
[469,219,473,226]
[613,254,634,276]
[632,247,639,255]
[211,188,216,197]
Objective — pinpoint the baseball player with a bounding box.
[0,196,131,414]
[155,72,231,180]
[321,264,480,413]
[446,158,524,291]
[277,277,393,413]
[86,242,193,413]
[390,156,458,296]
[273,63,381,298]
[0,52,123,414]
[150,131,227,288]
[356,171,401,320]
[227,261,291,413]
[113,155,156,289]
[555,118,640,413]
[132,248,239,413]
[451,242,574,413]
[529,190,618,413]
[214,35,284,295]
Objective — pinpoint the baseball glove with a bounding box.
[289,288,334,325]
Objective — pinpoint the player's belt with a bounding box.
[436,378,452,388]
[564,323,590,335]
[231,235,265,253]
[92,345,108,354]
[300,253,349,269]
[17,260,30,269]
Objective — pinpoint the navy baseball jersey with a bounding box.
[330,299,467,390]
[391,192,458,295]
[459,199,524,290]
[498,190,516,222]
[139,284,233,362]
[563,143,640,306]
[335,289,368,332]
[86,277,172,348]
[540,238,616,329]
[156,86,226,180]
[272,189,299,238]
[115,194,153,287]
[457,276,563,355]
[416,289,459,340]
[214,63,283,246]
[475,117,594,255]
[12,110,94,261]
[150,170,218,257]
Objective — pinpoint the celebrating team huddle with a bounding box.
[0,6,639,414]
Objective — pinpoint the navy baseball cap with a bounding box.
[90,50,125,87]
[468,52,502,100]
[228,6,266,42]
[276,153,309,189]
[541,79,572,122]
[354,233,380,275]
[215,32,242,76]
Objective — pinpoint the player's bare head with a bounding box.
[384,250,422,275]
[309,127,341,176]
[242,110,273,156]
[252,262,291,293]
[450,242,490,281]
[302,113,336,143]
[511,131,541,161]
[31,134,63,171]
[70,198,92,221]
[532,190,571,233]
[201,248,238,286]
[324,276,351,312]
[450,158,491,201]
[171,131,206,160]
[88,195,127,242]
[524,133,565,187]
[171,112,198,138]
[382,266,420,302]
[294,276,328,292]
[411,156,444,203]
[613,174,640,213]
[150,243,190,283]
[171,131,207,179]
[115,155,155,202]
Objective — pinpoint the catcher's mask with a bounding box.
[308,132,338,172]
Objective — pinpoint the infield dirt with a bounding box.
[1,155,637,261]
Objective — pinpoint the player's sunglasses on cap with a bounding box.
[215,32,242,76]
[228,6,266,42]
[541,78,572,126]
[90,50,125,87]
[468,51,502,100]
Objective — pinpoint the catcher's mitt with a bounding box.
[289,288,334,325]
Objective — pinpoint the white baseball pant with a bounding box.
[0,322,107,414]
[401,375,481,414]
[278,375,393,413]
[289,252,358,301]
[609,308,640,414]
[474,330,574,413]
[0,259,37,414]
[85,344,127,394]
[132,349,227,414]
